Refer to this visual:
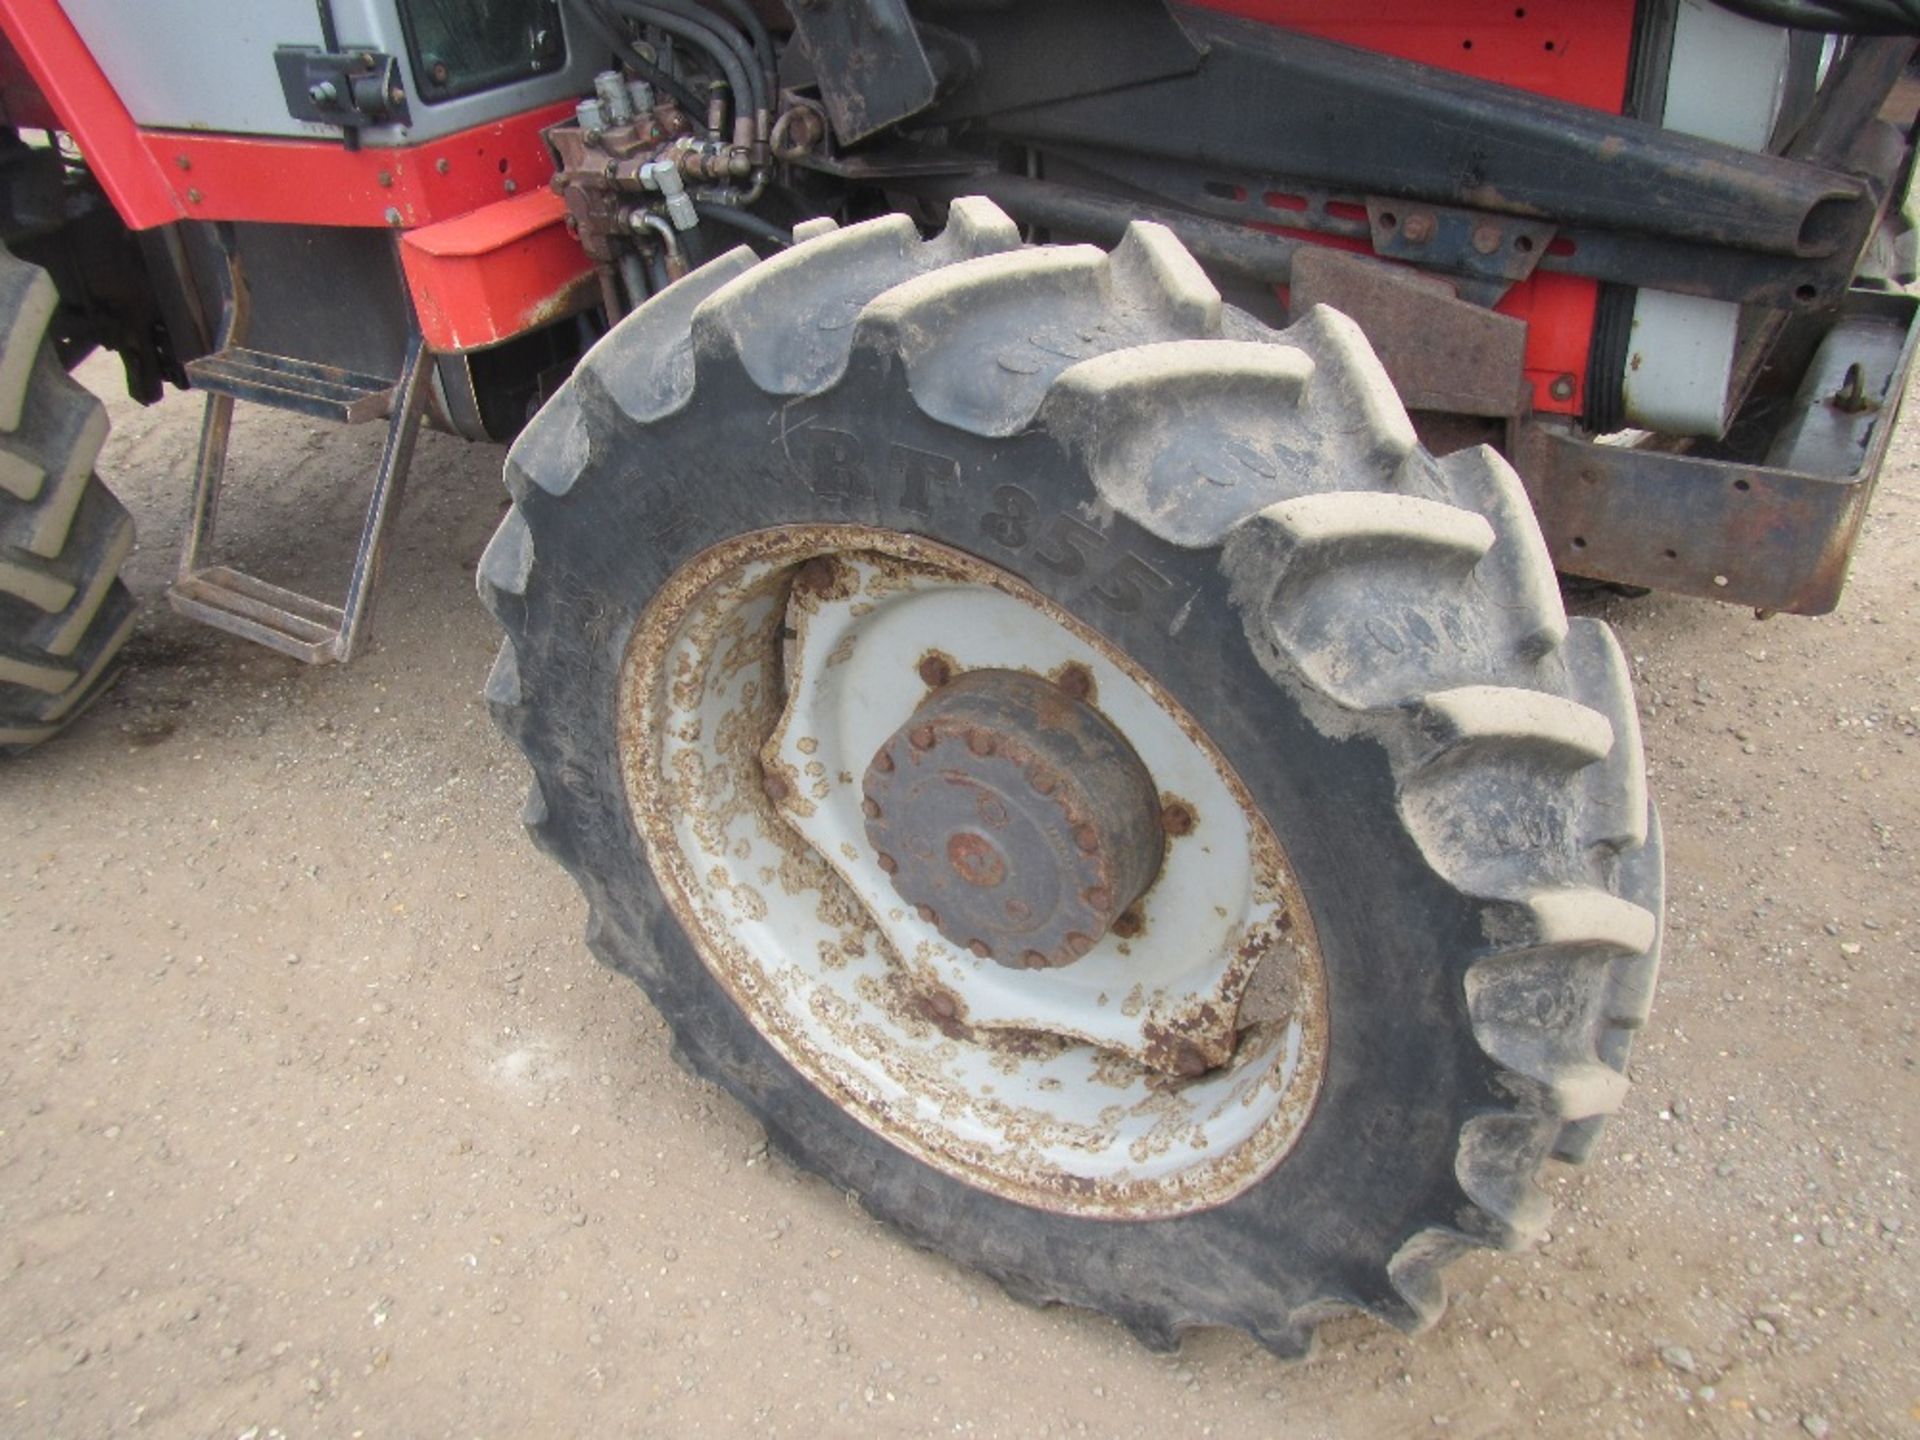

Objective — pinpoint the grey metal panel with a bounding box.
[63,0,325,139]
[59,0,605,145]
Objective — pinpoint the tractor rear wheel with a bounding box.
[0,245,134,754]
[481,201,1663,1354]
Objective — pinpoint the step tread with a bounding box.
[186,347,395,423]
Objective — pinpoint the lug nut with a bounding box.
[1083,886,1111,911]
[872,749,894,774]
[968,939,992,959]
[1056,663,1093,701]
[909,725,937,752]
[1111,909,1143,939]
[916,903,939,925]
[1021,949,1050,969]
[1161,801,1195,836]
[877,852,899,874]
[917,655,951,687]
[794,556,835,593]
[862,797,882,819]
[1063,932,1094,958]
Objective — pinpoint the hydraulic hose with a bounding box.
[652,0,766,120]
[609,0,761,122]
[562,0,708,116]
[1710,0,1920,31]
[702,0,778,99]
[692,201,793,248]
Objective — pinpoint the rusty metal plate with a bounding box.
[1290,246,1531,417]
[1513,290,1920,615]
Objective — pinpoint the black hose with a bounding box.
[701,0,777,99]
[655,0,765,112]
[1709,0,1920,31]
[609,0,761,119]
[562,0,708,116]
[693,201,793,248]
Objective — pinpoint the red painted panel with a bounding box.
[400,188,596,353]
[1185,0,1635,110]
[1184,0,1640,414]
[139,102,575,231]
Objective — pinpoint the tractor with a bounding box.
[1,0,1913,1356]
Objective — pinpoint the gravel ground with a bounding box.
[0,352,1915,1438]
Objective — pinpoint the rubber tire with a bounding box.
[0,244,134,755]
[481,202,1664,1356]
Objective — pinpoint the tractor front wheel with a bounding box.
[481,201,1663,1354]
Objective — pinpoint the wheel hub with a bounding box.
[862,669,1164,969]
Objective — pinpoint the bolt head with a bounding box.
[1402,212,1434,244]
[877,853,899,875]
[927,990,958,1019]
[1472,224,1502,255]
[965,729,996,757]
[908,725,936,752]
[1072,823,1100,853]
[1550,374,1577,401]
[173,154,192,171]
[435,156,450,174]
[762,770,790,804]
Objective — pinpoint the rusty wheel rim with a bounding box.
[619,526,1328,1218]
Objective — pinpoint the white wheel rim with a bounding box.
[620,527,1328,1218]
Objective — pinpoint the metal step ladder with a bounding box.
[168,230,430,664]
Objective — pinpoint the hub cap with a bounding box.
[863,668,1164,969]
